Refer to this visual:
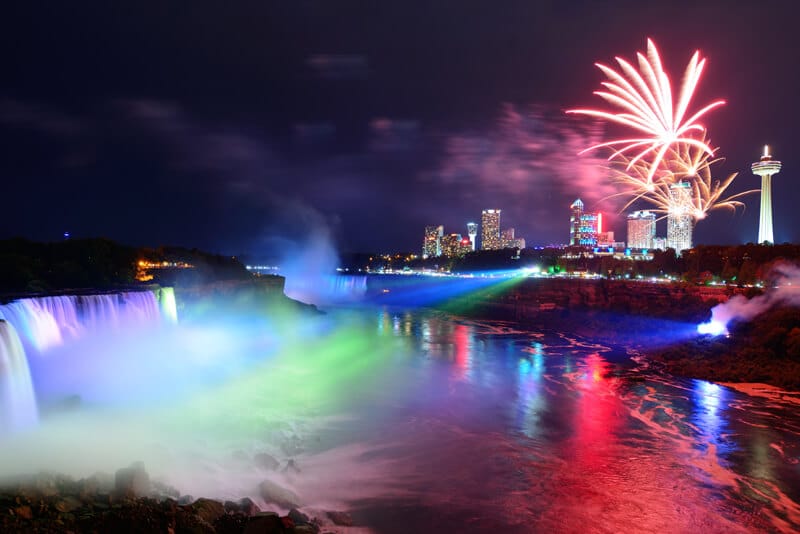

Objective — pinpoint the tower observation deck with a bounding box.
[751,145,782,244]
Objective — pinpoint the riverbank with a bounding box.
[647,306,800,390]
[0,464,352,533]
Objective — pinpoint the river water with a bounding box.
[317,307,800,533]
[2,299,800,533]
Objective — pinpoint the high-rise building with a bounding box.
[441,233,470,258]
[627,210,656,249]
[569,199,602,246]
[653,236,667,251]
[481,209,502,250]
[569,199,583,245]
[751,145,782,244]
[666,182,693,255]
[423,225,444,258]
[597,231,615,247]
[500,227,525,250]
[466,222,478,251]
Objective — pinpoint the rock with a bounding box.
[238,497,261,516]
[14,505,33,519]
[326,510,353,526]
[224,499,240,513]
[288,508,309,525]
[242,511,283,534]
[178,494,195,505]
[214,512,249,534]
[175,513,216,534]
[294,526,319,534]
[114,462,150,498]
[258,479,301,509]
[192,498,225,524]
[55,496,82,513]
[254,452,280,471]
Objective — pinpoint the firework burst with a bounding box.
[608,140,757,220]
[567,39,725,184]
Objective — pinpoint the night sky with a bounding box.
[2,1,799,257]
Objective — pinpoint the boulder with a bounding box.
[192,498,225,524]
[114,462,150,498]
[224,499,241,513]
[326,510,353,526]
[55,496,82,513]
[242,511,283,534]
[238,497,261,516]
[288,508,309,525]
[14,505,33,519]
[258,479,301,509]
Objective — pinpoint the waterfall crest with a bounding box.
[0,289,173,436]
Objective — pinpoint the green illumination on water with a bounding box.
[165,320,401,443]
[437,275,527,316]
[155,287,179,323]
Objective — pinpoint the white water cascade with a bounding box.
[0,320,38,433]
[0,290,175,435]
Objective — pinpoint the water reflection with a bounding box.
[514,344,545,438]
[572,353,620,469]
[692,380,730,454]
[351,309,800,532]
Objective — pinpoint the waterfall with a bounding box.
[155,287,179,323]
[0,299,64,351]
[0,320,38,432]
[0,289,175,435]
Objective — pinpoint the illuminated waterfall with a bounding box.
[0,289,175,435]
[0,320,38,432]
[155,287,179,323]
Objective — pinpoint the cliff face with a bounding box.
[172,276,320,321]
[458,278,754,323]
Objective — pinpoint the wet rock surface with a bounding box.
[0,466,348,533]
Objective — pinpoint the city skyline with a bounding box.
[1,2,798,255]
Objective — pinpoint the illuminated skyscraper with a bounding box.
[423,225,444,258]
[466,222,478,251]
[481,209,502,250]
[627,210,656,249]
[751,145,782,244]
[569,199,601,246]
[667,182,693,255]
[441,233,470,258]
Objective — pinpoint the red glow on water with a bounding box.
[572,354,620,470]
[453,324,470,375]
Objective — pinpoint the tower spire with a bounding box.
[751,146,782,244]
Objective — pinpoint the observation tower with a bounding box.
[751,145,782,244]
[466,222,477,251]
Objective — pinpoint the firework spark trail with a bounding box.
[604,138,758,220]
[567,39,725,184]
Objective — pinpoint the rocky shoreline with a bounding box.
[646,306,800,390]
[0,463,353,534]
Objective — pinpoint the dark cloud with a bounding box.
[306,54,369,80]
